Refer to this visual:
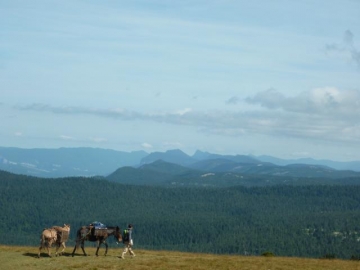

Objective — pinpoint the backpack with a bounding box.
[122,229,129,242]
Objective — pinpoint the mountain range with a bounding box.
[0,147,359,186]
[0,147,147,178]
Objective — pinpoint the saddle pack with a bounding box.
[89,221,107,237]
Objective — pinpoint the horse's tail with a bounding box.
[40,229,46,244]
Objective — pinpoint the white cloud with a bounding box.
[141,142,153,149]
[14,132,22,136]
[245,88,285,109]
[245,87,360,117]
[60,135,76,140]
[175,108,192,116]
[89,137,107,143]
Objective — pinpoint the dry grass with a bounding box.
[0,245,359,270]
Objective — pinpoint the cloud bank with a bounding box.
[245,87,360,117]
[16,87,360,145]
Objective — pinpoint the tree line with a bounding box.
[0,170,360,259]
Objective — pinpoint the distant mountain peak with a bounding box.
[192,150,211,160]
[140,149,194,166]
[165,149,186,154]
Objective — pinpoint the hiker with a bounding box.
[120,224,135,259]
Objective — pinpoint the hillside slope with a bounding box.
[0,245,358,270]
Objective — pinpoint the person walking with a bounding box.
[120,224,135,259]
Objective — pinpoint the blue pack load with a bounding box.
[91,221,107,229]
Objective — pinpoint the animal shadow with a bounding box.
[23,252,72,258]
[23,252,42,258]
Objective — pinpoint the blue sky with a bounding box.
[1,0,360,161]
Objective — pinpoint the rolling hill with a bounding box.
[106,159,360,187]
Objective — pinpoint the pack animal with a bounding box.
[71,225,122,256]
[38,224,71,258]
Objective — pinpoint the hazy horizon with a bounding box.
[2,145,360,164]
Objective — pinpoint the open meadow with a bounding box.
[1,245,359,270]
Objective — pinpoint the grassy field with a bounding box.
[0,245,359,270]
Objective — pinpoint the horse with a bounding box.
[51,224,71,256]
[71,225,122,256]
[38,224,71,258]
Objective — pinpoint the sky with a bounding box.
[1,0,360,161]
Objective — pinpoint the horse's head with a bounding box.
[114,226,122,242]
[63,224,71,231]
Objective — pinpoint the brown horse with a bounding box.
[51,224,71,256]
[38,224,71,258]
[71,225,122,256]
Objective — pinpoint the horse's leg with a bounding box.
[56,242,64,256]
[71,245,77,256]
[55,243,59,257]
[95,239,100,257]
[80,240,87,256]
[38,242,43,258]
[46,240,52,257]
[72,240,80,257]
[71,242,76,256]
[60,242,66,255]
[104,241,108,256]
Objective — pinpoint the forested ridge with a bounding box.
[1,170,360,259]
